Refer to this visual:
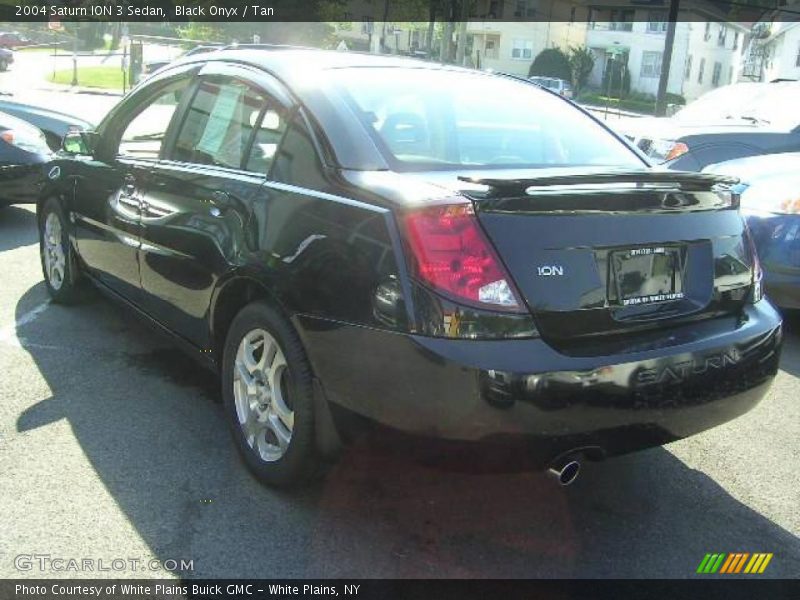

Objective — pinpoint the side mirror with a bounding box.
[61,130,97,155]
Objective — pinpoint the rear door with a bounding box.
[136,63,293,349]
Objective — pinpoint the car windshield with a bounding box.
[676,83,800,128]
[336,68,641,171]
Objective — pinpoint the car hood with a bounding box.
[0,109,47,137]
[615,116,772,141]
[0,100,94,134]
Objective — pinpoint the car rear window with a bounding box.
[335,67,642,171]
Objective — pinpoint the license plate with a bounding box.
[611,246,684,306]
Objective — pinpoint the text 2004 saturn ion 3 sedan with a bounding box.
[37,49,782,487]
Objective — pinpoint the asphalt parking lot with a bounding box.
[1,203,798,579]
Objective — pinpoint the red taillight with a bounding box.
[402,202,524,311]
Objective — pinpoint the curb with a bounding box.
[35,84,124,97]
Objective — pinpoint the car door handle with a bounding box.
[123,174,137,196]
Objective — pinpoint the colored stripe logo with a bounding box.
[696,553,773,574]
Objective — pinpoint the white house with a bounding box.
[742,21,800,82]
[585,5,747,101]
[465,0,589,75]
[681,21,748,100]
[333,1,590,76]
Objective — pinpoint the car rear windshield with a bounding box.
[335,67,642,171]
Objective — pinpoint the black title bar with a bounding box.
[1,0,799,22]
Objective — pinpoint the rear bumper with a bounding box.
[298,300,782,464]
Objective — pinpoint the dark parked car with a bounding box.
[705,152,800,309]
[0,99,93,151]
[37,49,781,487]
[620,82,800,170]
[0,47,13,72]
[0,110,51,207]
[0,31,30,49]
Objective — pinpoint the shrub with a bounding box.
[528,48,572,82]
[665,92,686,106]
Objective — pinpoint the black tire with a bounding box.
[222,301,318,487]
[39,197,83,304]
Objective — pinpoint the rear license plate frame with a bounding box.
[610,246,685,307]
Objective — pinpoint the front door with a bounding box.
[72,76,191,304]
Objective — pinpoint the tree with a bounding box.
[568,45,595,94]
[528,48,571,81]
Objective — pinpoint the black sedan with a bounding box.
[0,110,51,207]
[37,49,781,487]
[0,99,94,151]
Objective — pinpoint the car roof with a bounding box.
[174,47,471,88]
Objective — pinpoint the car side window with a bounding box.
[117,80,188,160]
[244,106,287,174]
[173,78,282,172]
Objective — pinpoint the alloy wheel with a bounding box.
[233,328,294,462]
[43,212,66,291]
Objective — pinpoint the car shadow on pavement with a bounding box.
[11,283,800,579]
[0,205,38,253]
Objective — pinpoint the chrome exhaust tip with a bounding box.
[547,460,581,486]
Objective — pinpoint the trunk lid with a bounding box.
[408,168,754,351]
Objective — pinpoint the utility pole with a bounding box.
[655,0,680,116]
[455,1,467,66]
[71,24,79,87]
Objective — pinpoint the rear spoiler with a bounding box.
[458,170,740,196]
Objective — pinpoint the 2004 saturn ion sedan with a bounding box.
[37,48,782,487]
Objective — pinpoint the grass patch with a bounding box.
[578,92,656,115]
[48,65,125,90]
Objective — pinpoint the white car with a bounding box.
[529,76,573,98]
[614,81,800,168]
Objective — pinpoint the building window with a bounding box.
[514,0,537,18]
[732,32,739,50]
[685,55,693,80]
[698,57,705,83]
[511,39,533,60]
[712,61,722,86]
[640,51,663,78]
[484,38,498,59]
[728,65,734,84]
[704,22,711,42]
[796,42,800,67]
[647,12,668,33]
[718,25,727,47]
[610,9,634,31]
